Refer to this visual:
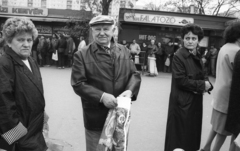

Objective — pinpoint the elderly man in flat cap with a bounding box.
[71,15,141,150]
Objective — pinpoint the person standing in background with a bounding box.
[156,42,164,72]
[129,39,141,62]
[58,34,67,69]
[141,42,148,70]
[37,35,47,67]
[45,37,52,66]
[50,33,59,67]
[210,45,218,77]
[31,35,39,63]
[66,35,75,67]
[77,36,86,51]
[164,42,174,73]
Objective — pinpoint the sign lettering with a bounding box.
[36,25,52,34]
[124,13,194,26]
[0,6,48,16]
[139,34,156,41]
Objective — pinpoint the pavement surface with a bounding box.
[41,67,231,151]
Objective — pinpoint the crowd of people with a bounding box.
[121,37,220,77]
[31,33,86,69]
[0,15,240,151]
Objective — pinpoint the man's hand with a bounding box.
[119,90,132,98]
[102,93,118,109]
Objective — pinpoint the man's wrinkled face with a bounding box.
[91,24,115,46]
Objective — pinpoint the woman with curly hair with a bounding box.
[0,17,47,151]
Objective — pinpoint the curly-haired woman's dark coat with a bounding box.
[0,46,47,151]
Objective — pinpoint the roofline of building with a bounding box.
[120,8,237,20]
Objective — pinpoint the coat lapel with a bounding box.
[112,44,122,80]
[26,57,43,94]
[5,47,44,95]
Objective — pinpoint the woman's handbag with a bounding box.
[165,57,170,66]
[52,51,58,61]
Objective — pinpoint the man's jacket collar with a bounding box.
[92,40,123,53]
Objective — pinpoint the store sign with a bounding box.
[139,34,156,41]
[36,25,52,34]
[124,13,194,26]
[53,26,70,34]
[0,6,48,16]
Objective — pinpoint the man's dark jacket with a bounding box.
[0,47,47,151]
[71,42,141,131]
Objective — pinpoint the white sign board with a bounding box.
[124,13,194,26]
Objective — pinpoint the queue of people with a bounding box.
[122,39,219,78]
[0,15,240,151]
[30,32,85,69]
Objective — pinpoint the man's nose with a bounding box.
[99,29,105,35]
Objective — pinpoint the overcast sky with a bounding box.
[135,0,240,13]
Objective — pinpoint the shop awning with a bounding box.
[0,14,79,22]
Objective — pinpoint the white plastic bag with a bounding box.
[97,97,131,151]
[165,57,170,66]
[52,51,58,61]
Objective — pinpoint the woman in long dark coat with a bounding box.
[0,17,47,151]
[164,24,213,151]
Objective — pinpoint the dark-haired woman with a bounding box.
[201,22,240,151]
[164,24,213,151]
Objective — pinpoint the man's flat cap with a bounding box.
[89,15,115,26]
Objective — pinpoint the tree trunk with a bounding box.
[102,4,110,15]
[101,0,112,15]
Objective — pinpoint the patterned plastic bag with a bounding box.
[97,97,131,151]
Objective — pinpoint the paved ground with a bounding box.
[41,67,231,151]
